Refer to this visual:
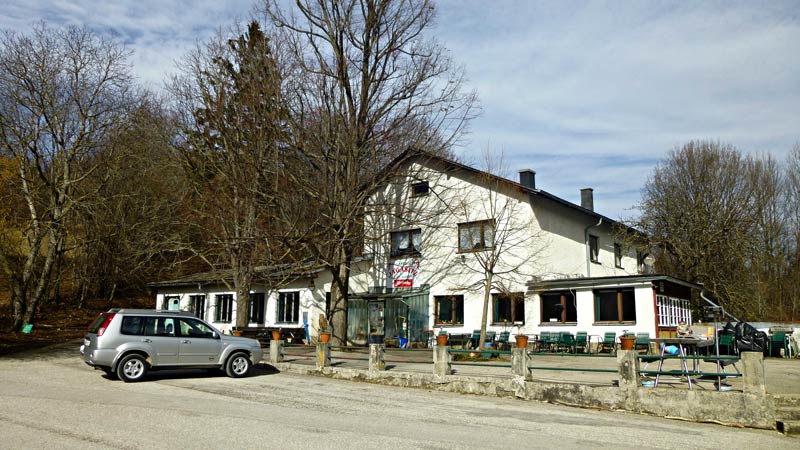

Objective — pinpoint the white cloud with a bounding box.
[2,0,798,218]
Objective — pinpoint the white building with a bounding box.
[150,151,697,345]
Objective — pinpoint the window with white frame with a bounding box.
[614,243,623,268]
[249,292,266,324]
[656,295,692,327]
[277,291,300,324]
[190,295,206,320]
[214,294,233,322]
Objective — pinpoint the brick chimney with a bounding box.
[519,169,536,189]
[580,188,594,211]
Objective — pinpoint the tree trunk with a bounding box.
[329,260,350,346]
[479,271,494,351]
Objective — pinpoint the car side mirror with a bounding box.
[212,331,220,339]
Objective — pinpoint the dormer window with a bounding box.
[390,229,421,257]
[411,182,429,197]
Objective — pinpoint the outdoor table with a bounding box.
[648,337,714,389]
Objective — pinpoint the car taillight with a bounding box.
[97,313,116,337]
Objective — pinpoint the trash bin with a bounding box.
[399,337,408,348]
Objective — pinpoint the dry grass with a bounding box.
[0,295,152,356]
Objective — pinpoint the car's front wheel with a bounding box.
[117,354,148,382]
[225,352,251,378]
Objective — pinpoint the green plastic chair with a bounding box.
[575,331,588,353]
[635,332,651,354]
[468,329,481,349]
[769,331,787,358]
[600,332,617,353]
[558,331,576,353]
[718,333,735,355]
[497,331,510,350]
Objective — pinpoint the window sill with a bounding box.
[590,260,601,265]
[435,324,464,328]
[592,321,637,326]
[491,322,524,326]
[539,322,577,327]
[390,251,422,259]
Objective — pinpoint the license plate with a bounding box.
[84,338,90,347]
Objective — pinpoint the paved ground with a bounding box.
[0,342,797,449]
[280,345,800,395]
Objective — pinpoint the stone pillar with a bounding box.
[511,347,532,380]
[316,342,331,370]
[369,343,385,373]
[433,345,451,376]
[616,349,640,391]
[270,339,284,364]
[741,351,766,396]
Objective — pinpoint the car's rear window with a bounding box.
[87,313,112,333]
[120,316,145,335]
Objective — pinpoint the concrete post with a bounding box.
[616,349,640,391]
[433,345,451,376]
[270,339,284,365]
[316,342,331,370]
[741,351,766,396]
[369,343,385,373]
[511,347,532,380]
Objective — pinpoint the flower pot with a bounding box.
[436,334,448,347]
[271,330,281,341]
[619,336,635,350]
[232,330,242,337]
[515,334,529,348]
[319,332,331,343]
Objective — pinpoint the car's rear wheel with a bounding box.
[117,354,148,382]
[225,352,251,378]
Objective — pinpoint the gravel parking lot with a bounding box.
[0,341,796,450]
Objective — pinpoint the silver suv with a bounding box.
[80,309,263,382]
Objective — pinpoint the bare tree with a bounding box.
[0,23,135,331]
[170,21,289,329]
[263,0,477,344]
[635,141,762,318]
[448,149,543,349]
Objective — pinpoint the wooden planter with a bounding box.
[515,334,529,348]
[436,334,448,347]
[319,332,332,343]
[271,330,281,341]
[619,336,636,351]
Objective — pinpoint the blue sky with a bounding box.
[2,1,798,219]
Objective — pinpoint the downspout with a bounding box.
[584,218,603,277]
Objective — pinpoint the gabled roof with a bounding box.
[386,149,628,230]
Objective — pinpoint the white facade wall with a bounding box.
[358,160,650,337]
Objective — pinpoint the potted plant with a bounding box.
[231,327,243,337]
[436,329,448,347]
[271,328,282,341]
[619,330,636,351]
[318,314,332,343]
[512,323,528,349]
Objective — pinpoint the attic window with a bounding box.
[411,182,429,197]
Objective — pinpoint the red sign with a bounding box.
[393,278,413,288]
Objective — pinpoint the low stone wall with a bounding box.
[270,343,776,429]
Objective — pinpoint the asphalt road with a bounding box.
[0,342,796,450]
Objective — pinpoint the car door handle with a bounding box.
[182,340,190,344]
[142,339,152,343]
